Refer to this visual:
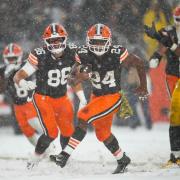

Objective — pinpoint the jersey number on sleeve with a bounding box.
[34,48,46,55]
[111,45,121,54]
[91,70,116,89]
[47,67,71,87]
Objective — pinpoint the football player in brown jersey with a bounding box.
[3,43,43,146]
[51,23,148,174]
[14,23,87,169]
[144,6,180,166]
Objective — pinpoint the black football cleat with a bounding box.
[112,152,131,174]
[53,151,70,168]
[162,153,180,168]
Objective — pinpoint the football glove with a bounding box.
[117,92,133,120]
[149,52,162,68]
[19,79,36,91]
[144,22,161,40]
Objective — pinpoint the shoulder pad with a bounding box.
[160,25,176,34]
[32,47,46,57]
[28,47,45,66]
[111,45,123,49]
[164,25,174,32]
[110,45,127,55]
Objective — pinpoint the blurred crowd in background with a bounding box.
[0,0,178,54]
[0,0,179,133]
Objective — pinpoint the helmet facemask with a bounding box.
[87,36,111,56]
[4,56,22,65]
[3,51,22,70]
[174,15,180,27]
[45,36,67,54]
[3,43,23,66]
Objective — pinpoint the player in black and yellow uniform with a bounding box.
[14,23,87,169]
[2,43,43,146]
[51,23,148,174]
[144,6,180,167]
[0,64,6,104]
[0,64,5,93]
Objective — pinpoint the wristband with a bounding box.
[76,90,87,104]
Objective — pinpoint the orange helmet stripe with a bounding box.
[87,23,111,38]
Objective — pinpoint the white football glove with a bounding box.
[149,58,159,68]
[19,79,36,90]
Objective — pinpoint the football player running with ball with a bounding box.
[14,23,87,169]
[51,23,148,174]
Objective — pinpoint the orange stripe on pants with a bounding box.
[33,93,74,139]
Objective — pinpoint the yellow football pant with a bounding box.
[170,79,180,126]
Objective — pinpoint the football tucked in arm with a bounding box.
[67,64,92,86]
[78,64,92,79]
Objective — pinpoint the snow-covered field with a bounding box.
[0,123,180,180]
